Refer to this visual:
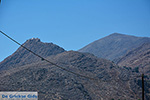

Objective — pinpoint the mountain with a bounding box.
[0,37,149,100]
[0,38,65,71]
[0,51,145,100]
[117,43,150,75]
[79,33,150,60]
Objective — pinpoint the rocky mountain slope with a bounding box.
[117,43,150,75]
[0,51,145,100]
[79,33,150,60]
[0,37,149,100]
[0,38,65,70]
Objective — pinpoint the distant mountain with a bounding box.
[0,51,145,100]
[0,38,65,70]
[117,43,150,75]
[79,33,150,60]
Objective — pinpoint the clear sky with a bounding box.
[0,0,150,62]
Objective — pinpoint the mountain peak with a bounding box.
[79,33,150,60]
[30,38,40,41]
[0,38,65,70]
[25,38,41,43]
[109,33,130,37]
[111,33,122,35]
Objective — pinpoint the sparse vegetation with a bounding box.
[0,36,150,100]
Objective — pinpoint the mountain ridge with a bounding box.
[0,50,143,100]
[0,34,150,99]
[117,43,150,75]
[79,33,150,60]
[0,38,65,71]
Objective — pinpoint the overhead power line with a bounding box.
[0,30,96,80]
[1,30,149,100]
[0,31,148,82]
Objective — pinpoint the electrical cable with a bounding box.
[1,30,148,82]
[1,30,149,100]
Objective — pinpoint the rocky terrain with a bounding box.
[0,50,144,100]
[79,33,150,61]
[0,38,65,71]
[0,35,150,100]
[116,43,150,75]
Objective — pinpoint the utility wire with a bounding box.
[1,30,150,100]
[0,30,149,82]
[0,30,96,80]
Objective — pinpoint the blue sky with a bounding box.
[0,0,150,62]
